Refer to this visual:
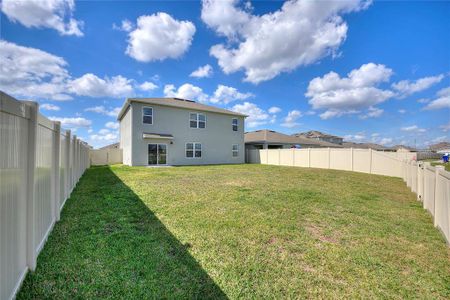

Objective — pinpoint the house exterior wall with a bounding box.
[122,101,245,166]
[119,105,132,165]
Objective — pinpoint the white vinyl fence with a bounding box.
[1,92,90,300]
[247,148,450,245]
[90,148,123,165]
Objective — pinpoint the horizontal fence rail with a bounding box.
[0,92,90,300]
[247,148,450,245]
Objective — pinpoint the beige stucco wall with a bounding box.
[123,102,245,166]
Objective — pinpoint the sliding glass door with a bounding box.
[148,144,167,165]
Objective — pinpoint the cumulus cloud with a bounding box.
[398,109,406,114]
[306,63,394,119]
[268,107,282,114]
[424,87,450,110]
[359,106,384,119]
[281,110,302,128]
[105,121,120,129]
[190,64,213,78]
[210,84,253,104]
[230,102,273,128]
[0,40,72,100]
[392,74,444,98]
[40,103,60,111]
[126,13,196,62]
[1,0,83,36]
[138,81,158,91]
[164,83,209,102]
[113,19,134,32]
[202,0,370,83]
[379,137,393,146]
[440,122,450,132]
[69,73,134,98]
[401,125,426,133]
[85,106,121,117]
[48,117,92,129]
[344,134,366,142]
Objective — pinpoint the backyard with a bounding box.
[18,164,450,299]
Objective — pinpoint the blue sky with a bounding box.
[1,0,449,148]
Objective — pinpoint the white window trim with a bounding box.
[185,142,202,159]
[232,118,238,131]
[232,144,239,157]
[142,106,153,125]
[189,112,206,129]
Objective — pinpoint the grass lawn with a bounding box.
[18,164,450,299]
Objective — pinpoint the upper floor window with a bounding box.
[143,107,153,124]
[232,118,238,131]
[190,113,206,129]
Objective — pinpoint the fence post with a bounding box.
[308,148,311,168]
[25,101,38,271]
[65,130,71,200]
[369,149,373,174]
[350,148,354,171]
[434,166,444,227]
[53,121,61,222]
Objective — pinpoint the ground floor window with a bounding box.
[148,143,167,165]
[232,144,239,157]
[186,142,202,158]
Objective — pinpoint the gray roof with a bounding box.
[293,130,342,139]
[245,130,343,148]
[342,142,388,150]
[117,97,247,120]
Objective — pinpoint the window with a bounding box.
[143,107,153,124]
[190,113,206,128]
[186,143,202,158]
[232,118,238,131]
[232,144,239,157]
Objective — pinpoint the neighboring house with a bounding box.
[99,142,120,150]
[245,129,342,150]
[117,98,246,166]
[292,130,344,145]
[342,141,388,151]
[388,145,417,152]
[429,142,450,153]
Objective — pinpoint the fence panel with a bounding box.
[434,169,450,242]
[0,109,29,300]
[0,92,90,300]
[330,149,351,171]
[423,165,436,215]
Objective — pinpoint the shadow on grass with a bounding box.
[17,166,227,299]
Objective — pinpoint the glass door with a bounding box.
[148,144,168,165]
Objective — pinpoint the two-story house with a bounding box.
[117,98,246,166]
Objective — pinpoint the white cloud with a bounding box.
[163,83,209,102]
[89,132,118,142]
[113,19,134,32]
[440,122,450,132]
[190,64,213,78]
[126,13,196,62]
[281,110,302,128]
[48,117,91,129]
[105,121,120,129]
[268,106,282,114]
[344,134,366,142]
[139,81,158,91]
[230,102,271,128]
[359,106,383,119]
[392,74,444,98]
[398,109,406,114]
[202,0,370,83]
[85,106,121,117]
[0,40,71,100]
[424,87,450,110]
[69,73,134,98]
[401,125,426,133]
[379,137,393,146]
[210,84,253,104]
[1,0,83,36]
[40,103,60,111]
[306,63,394,119]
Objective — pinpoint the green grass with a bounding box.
[420,158,450,171]
[18,164,450,299]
